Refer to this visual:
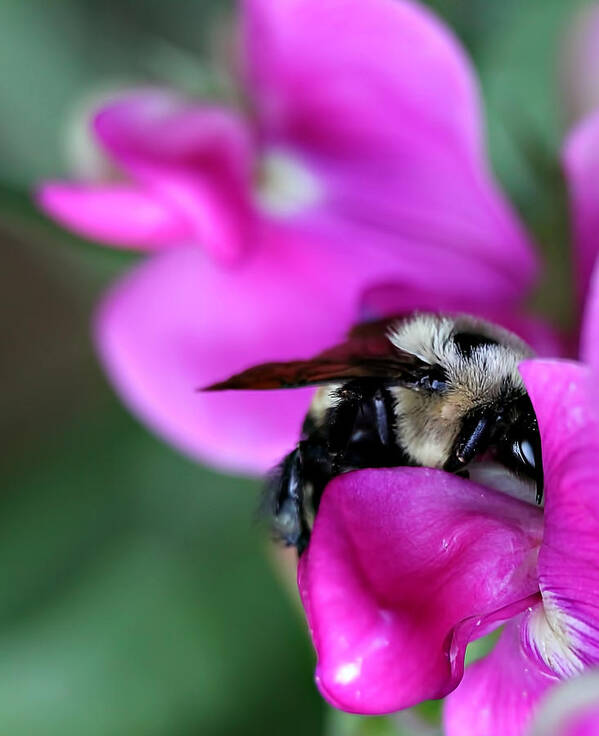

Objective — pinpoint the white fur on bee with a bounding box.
[310,383,343,425]
[387,314,534,467]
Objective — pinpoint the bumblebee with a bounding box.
[206,313,543,554]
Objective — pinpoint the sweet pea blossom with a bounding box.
[298,270,599,734]
[293,4,599,734]
[37,0,539,474]
[296,109,599,733]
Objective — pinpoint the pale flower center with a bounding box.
[526,596,585,678]
[254,149,323,217]
[468,461,541,506]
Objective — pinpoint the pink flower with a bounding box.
[37,0,539,474]
[293,3,599,733]
[564,112,599,315]
[298,272,599,732]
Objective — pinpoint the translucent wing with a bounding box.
[203,316,425,391]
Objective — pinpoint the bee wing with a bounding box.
[203,358,410,391]
[203,322,420,391]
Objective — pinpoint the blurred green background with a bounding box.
[0,1,590,734]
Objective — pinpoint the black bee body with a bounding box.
[268,380,408,553]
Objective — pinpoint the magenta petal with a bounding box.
[563,111,599,309]
[298,467,543,714]
[37,183,191,249]
[243,0,538,305]
[580,261,599,371]
[93,89,253,182]
[89,90,254,261]
[244,0,481,153]
[96,247,308,473]
[359,284,567,358]
[565,712,599,736]
[121,165,251,263]
[521,360,599,673]
[95,224,420,474]
[444,618,558,736]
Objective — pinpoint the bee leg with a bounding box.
[263,447,308,551]
[326,381,395,459]
[264,382,403,554]
[326,383,371,454]
[444,410,493,473]
[263,438,333,554]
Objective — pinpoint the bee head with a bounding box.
[388,314,537,481]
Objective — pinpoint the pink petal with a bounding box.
[38,166,252,263]
[243,0,538,306]
[116,164,252,263]
[36,183,190,249]
[243,0,481,153]
[566,714,599,736]
[359,284,567,358]
[92,89,254,185]
[345,232,536,310]
[580,261,599,370]
[563,111,599,310]
[443,617,558,736]
[521,360,599,674]
[89,90,254,262]
[95,224,428,474]
[298,467,543,714]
